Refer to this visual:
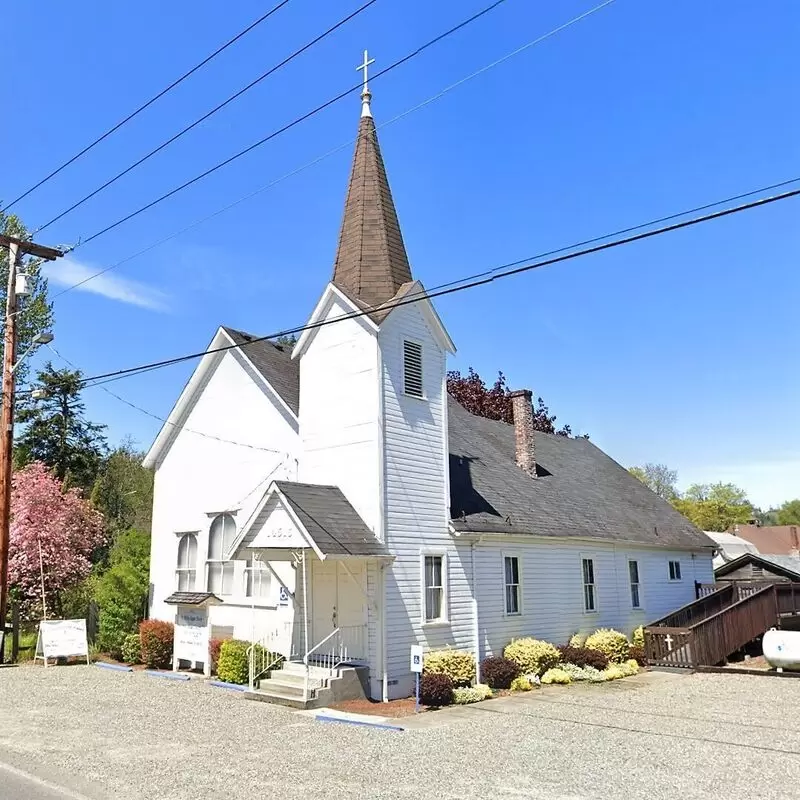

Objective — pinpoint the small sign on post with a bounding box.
[35,619,89,667]
[410,644,423,712]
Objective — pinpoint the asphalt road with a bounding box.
[0,759,97,800]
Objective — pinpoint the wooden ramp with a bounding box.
[644,582,800,668]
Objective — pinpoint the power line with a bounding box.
[34,0,379,235]
[50,0,616,300]
[63,0,509,249]
[0,1,293,215]
[46,345,282,454]
[70,183,800,390]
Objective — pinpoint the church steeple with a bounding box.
[332,51,413,310]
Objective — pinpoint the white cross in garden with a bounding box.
[356,49,375,95]
[664,634,674,652]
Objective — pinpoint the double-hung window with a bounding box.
[668,560,682,581]
[504,556,521,615]
[628,560,641,609]
[175,533,197,591]
[245,556,271,599]
[582,557,596,612]
[423,554,446,623]
[206,513,236,595]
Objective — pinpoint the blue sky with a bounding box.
[5,1,799,509]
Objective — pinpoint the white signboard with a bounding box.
[36,619,89,666]
[174,608,209,665]
[279,586,290,606]
[410,644,423,674]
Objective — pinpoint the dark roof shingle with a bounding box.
[448,397,714,550]
[274,481,388,557]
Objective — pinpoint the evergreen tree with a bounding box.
[16,363,107,492]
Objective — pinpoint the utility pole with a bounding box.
[0,233,62,662]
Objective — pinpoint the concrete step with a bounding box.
[245,686,332,710]
[265,671,325,689]
[280,661,335,679]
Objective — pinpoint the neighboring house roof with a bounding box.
[447,396,714,550]
[221,327,299,415]
[332,112,413,310]
[715,553,800,581]
[705,531,760,567]
[725,524,800,557]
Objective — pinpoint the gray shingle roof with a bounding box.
[448,396,715,550]
[164,591,221,606]
[716,553,800,580]
[222,327,299,415]
[273,482,388,557]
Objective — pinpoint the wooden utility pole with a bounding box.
[0,234,62,662]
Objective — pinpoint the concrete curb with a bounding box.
[315,713,404,731]
[208,680,247,692]
[145,670,190,681]
[95,662,133,673]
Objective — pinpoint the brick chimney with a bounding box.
[509,389,536,477]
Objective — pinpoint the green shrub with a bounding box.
[453,684,493,705]
[480,656,519,689]
[504,638,560,676]
[603,664,627,681]
[420,673,454,707]
[217,640,251,684]
[585,629,630,663]
[631,625,645,649]
[423,649,475,687]
[541,667,572,685]
[510,675,534,692]
[557,645,608,670]
[138,620,173,669]
[569,632,587,648]
[121,633,141,664]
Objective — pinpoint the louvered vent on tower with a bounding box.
[403,340,423,398]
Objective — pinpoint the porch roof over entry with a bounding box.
[230,481,388,560]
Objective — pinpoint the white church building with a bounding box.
[145,69,715,703]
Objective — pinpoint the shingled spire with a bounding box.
[332,53,413,310]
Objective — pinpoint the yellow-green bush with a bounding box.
[603,664,627,681]
[568,632,587,648]
[453,684,493,704]
[631,625,644,649]
[503,638,560,676]
[585,629,630,663]
[510,675,533,692]
[424,648,475,687]
[541,667,572,685]
[622,659,640,676]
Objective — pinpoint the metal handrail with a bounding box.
[303,627,341,664]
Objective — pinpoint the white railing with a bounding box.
[301,625,368,701]
[247,621,292,691]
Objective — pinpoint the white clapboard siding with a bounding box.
[299,295,381,535]
[149,347,299,638]
[379,302,473,698]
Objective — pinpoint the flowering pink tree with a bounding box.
[9,462,105,618]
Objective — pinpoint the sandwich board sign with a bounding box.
[35,619,90,667]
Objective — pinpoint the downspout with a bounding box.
[302,550,309,702]
[471,537,483,684]
[381,561,388,703]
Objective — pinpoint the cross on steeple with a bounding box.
[356,49,375,118]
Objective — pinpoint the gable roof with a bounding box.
[273,482,388,557]
[221,327,299,415]
[724,524,800,556]
[715,553,800,581]
[332,111,413,309]
[448,397,714,550]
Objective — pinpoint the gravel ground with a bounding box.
[2,665,800,799]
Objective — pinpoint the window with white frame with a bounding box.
[668,560,682,581]
[403,340,424,398]
[628,559,641,609]
[582,557,596,612]
[206,513,236,595]
[175,533,197,591]
[504,556,521,615]
[245,556,271,599]
[423,554,446,622]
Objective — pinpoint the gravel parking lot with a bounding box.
[2,665,800,799]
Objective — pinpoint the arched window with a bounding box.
[175,533,197,591]
[206,513,236,595]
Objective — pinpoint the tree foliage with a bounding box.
[15,362,107,492]
[627,463,678,500]
[9,462,105,618]
[90,440,153,536]
[0,212,53,386]
[446,368,577,436]
[776,499,800,526]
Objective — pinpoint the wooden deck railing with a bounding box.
[645,581,800,669]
